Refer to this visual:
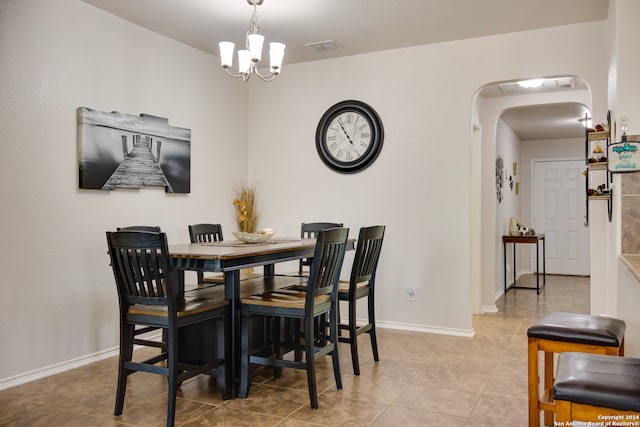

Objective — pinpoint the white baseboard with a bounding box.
[0,334,165,391]
[373,319,475,337]
[0,346,119,391]
[1,319,476,391]
[481,305,499,313]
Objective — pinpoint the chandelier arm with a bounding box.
[254,68,277,82]
[224,68,246,79]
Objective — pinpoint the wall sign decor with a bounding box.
[315,100,384,173]
[608,140,640,173]
[495,155,504,203]
[78,107,191,193]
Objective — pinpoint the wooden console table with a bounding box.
[503,234,546,294]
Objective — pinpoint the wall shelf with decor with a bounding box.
[584,110,612,225]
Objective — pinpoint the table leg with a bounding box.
[542,236,546,285]
[224,270,241,396]
[503,241,507,293]
[536,242,540,294]
[512,242,516,289]
[264,264,274,277]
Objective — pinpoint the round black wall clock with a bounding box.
[315,100,384,173]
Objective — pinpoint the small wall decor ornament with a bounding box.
[608,139,640,173]
[496,155,504,203]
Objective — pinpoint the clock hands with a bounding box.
[337,119,355,146]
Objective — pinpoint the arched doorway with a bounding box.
[470,76,593,314]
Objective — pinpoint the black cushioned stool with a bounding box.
[527,312,626,427]
[553,352,640,423]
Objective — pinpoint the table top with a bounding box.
[169,237,313,260]
[502,234,545,244]
[169,237,355,272]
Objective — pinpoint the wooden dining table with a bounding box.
[168,237,355,395]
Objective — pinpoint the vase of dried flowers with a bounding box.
[233,183,258,276]
[233,183,258,233]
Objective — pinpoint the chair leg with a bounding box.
[240,311,251,399]
[166,327,178,427]
[304,316,319,409]
[330,307,342,391]
[114,323,134,416]
[528,337,540,427]
[348,299,360,376]
[368,293,379,362]
[543,351,554,426]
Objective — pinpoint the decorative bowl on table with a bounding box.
[232,228,276,244]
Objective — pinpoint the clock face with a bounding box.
[316,100,383,173]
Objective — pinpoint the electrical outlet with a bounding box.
[406,287,416,301]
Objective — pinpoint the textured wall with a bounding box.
[621,140,640,253]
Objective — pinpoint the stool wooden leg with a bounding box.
[544,351,554,426]
[528,337,540,427]
[555,400,571,423]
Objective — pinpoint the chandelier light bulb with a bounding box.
[248,34,264,61]
[219,41,235,68]
[237,50,251,74]
[269,42,285,72]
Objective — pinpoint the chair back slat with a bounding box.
[189,223,224,243]
[116,225,161,232]
[107,231,172,307]
[299,222,343,274]
[350,226,385,286]
[301,222,343,239]
[307,227,349,298]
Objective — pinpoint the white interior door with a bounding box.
[533,160,590,275]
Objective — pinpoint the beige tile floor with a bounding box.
[0,274,589,426]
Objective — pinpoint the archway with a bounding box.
[470,76,593,314]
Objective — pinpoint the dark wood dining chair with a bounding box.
[116,225,164,348]
[297,222,343,275]
[277,222,344,351]
[239,227,349,409]
[337,225,385,375]
[106,230,230,427]
[188,223,225,286]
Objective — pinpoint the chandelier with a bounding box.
[218,0,285,82]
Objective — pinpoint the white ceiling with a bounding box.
[80,0,609,141]
[500,102,590,140]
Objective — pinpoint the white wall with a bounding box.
[248,22,609,331]
[0,0,248,386]
[612,0,640,356]
[495,119,521,293]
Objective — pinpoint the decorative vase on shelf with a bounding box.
[509,217,520,236]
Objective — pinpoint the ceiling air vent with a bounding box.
[499,82,520,95]
[556,78,574,89]
[305,40,343,52]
